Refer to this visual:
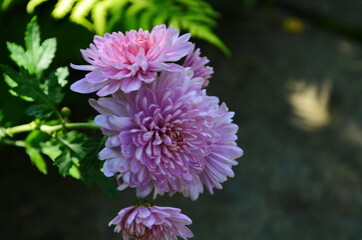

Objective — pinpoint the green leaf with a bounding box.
[25,130,51,174]
[42,131,85,177]
[0,65,61,119]
[3,74,34,101]
[25,104,53,118]
[35,38,57,75]
[6,17,57,77]
[6,42,28,68]
[2,17,66,115]
[25,145,47,174]
[79,137,119,200]
[55,67,69,87]
[54,150,74,176]
[40,69,67,105]
[25,17,41,55]
[69,165,81,179]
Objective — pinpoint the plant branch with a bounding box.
[1,138,26,147]
[1,121,99,137]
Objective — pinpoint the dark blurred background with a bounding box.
[1,0,361,239]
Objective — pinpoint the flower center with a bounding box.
[123,33,154,56]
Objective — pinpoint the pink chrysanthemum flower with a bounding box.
[90,68,243,200]
[109,204,193,240]
[183,45,213,88]
[70,25,193,95]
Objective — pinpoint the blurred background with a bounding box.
[0,0,361,239]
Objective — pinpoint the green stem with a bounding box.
[2,121,99,137]
[2,138,26,147]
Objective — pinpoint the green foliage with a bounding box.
[79,138,120,199]
[26,0,230,54]
[0,16,118,200]
[7,17,57,78]
[45,131,84,177]
[40,131,119,199]
[25,130,49,174]
[1,17,68,119]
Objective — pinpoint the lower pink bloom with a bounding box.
[109,204,193,240]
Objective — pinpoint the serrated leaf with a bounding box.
[7,17,57,77]
[25,104,53,118]
[25,145,48,174]
[0,65,60,118]
[3,73,34,102]
[54,150,73,176]
[25,17,41,54]
[36,38,56,75]
[41,70,66,105]
[25,130,51,174]
[6,42,28,68]
[55,67,69,87]
[69,165,81,179]
[44,131,86,177]
[41,141,62,160]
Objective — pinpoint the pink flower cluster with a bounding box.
[71,25,243,239]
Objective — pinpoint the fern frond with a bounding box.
[27,0,229,54]
[27,0,48,13]
[70,0,97,31]
[124,0,149,30]
[52,0,76,19]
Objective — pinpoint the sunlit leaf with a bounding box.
[69,164,81,179]
[6,42,28,68]
[6,17,57,77]
[25,145,48,174]
[25,130,51,174]
[55,67,69,87]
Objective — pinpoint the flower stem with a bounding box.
[2,138,26,147]
[1,121,99,137]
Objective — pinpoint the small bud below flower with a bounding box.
[60,107,71,118]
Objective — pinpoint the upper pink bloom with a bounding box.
[183,45,213,87]
[70,25,193,95]
[109,204,193,240]
[90,68,243,200]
